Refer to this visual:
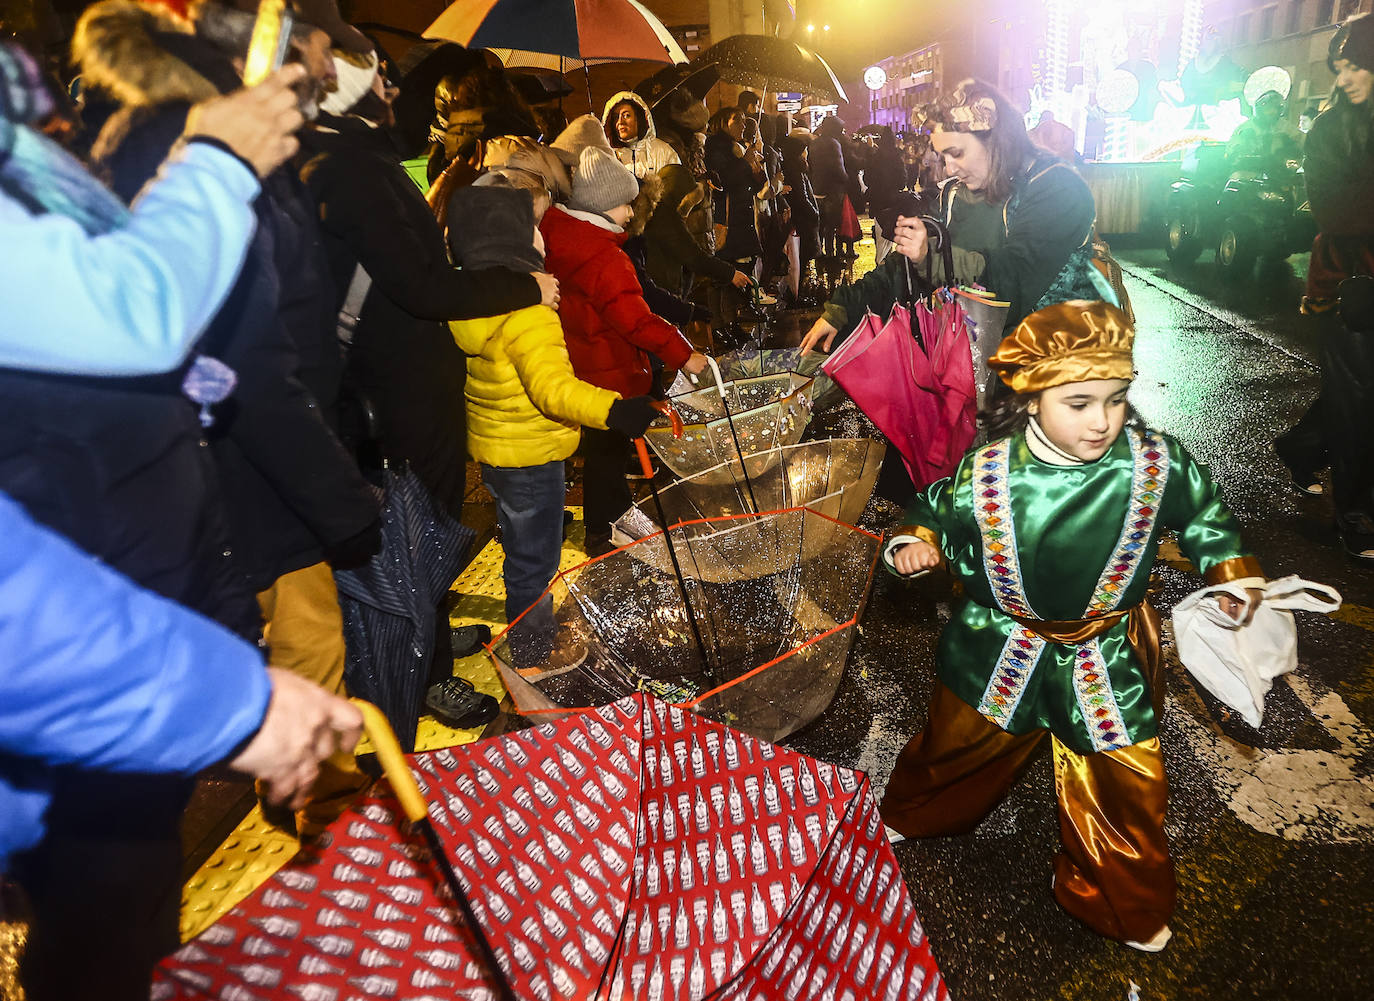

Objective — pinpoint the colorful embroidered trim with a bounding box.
[977,625,1046,726]
[971,439,1038,619]
[1084,429,1171,618]
[1072,641,1131,752]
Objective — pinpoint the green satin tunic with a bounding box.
[903,426,1251,755]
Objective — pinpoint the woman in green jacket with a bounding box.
[799,79,1098,354]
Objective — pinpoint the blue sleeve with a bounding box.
[0,141,260,377]
[0,494,271,774]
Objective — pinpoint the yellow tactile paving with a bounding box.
[179,510,594,941]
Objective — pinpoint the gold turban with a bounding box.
[989,300,1136,394]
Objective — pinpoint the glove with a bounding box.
[606,396,660,438]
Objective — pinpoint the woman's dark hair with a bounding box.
[707,106,739,135]
[928,78,1035,204]
[979,390,1143,441]
[979,391,1035,440]
[814,115,843,141]
[1317,85,1374,159]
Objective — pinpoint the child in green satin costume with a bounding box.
[881,300,1264,953]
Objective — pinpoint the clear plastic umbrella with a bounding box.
[714,344,846,414]
[611,438,885,548]
[646,359,814,485]
[489,507,881,744]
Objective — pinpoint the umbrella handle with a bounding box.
[704,355,728,399]
[633,437,656,479]
[634,401,682,478]
[350,698,428,824]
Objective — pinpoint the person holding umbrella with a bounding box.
[800,79,1097,354]
[539,146,708,555]
[447,181,663,663]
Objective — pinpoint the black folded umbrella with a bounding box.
[335,465,475,751]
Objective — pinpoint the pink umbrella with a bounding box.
[917,298,978,474]
[822,303,973,489]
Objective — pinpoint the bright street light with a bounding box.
[806,23,815,31]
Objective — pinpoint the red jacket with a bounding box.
[539,205,692,397]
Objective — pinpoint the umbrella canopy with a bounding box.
[493,507,880,743]
[647,370,815,485]
[822,301,977,490]
[424,0,687,71]
[714,344,845,414]
[634,60,721,108]
[335,466,476,752]
[692,35,847,104]
[612,439,885,547]
[155,695,949,1001]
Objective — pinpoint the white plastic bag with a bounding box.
[1171,575,1342,728]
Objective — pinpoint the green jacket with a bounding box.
[823,154,1096,339]
[643,164,736,293]
[890,427,1259,754]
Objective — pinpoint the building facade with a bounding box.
[864,43,943,133]
[1204,0,1371,114]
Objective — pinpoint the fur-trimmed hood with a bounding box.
[625,168,661,239]
[73,0,225,109]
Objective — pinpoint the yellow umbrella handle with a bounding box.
[350,699,428,824]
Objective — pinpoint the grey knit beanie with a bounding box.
[569,146,639,216]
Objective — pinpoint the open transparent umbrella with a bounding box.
[155,695,949,1001]
[714,344,845,414]
[647,361,815,486]
[424,0,687,71]
[611,439,884,547]
[492,507,880,744]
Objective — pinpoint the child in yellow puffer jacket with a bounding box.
[447,181,659,666]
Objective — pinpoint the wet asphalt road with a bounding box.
[778,244,1374,1001]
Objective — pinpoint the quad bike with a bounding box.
[1164,140,1316,278]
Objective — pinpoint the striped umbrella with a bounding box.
[424,0,688,71]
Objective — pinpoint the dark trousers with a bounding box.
[14,771,194,1001]
[1276,305,1374,527]
[581,427,633,538]
[481,460,567,625]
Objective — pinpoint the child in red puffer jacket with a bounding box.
[540,145,708,553]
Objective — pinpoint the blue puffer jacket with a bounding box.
[0,494,271,872]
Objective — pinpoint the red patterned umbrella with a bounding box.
[154,695,948,1001]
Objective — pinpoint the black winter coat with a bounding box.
[299,116,542,515]
[704,131,762,261]
[100,103,381,595]
[0,368,259,638]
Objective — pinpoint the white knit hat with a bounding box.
[569,146,639,216]
[320,50,378,117]
[550,113,612,165]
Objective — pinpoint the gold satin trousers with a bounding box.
[881,682,1175,943]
